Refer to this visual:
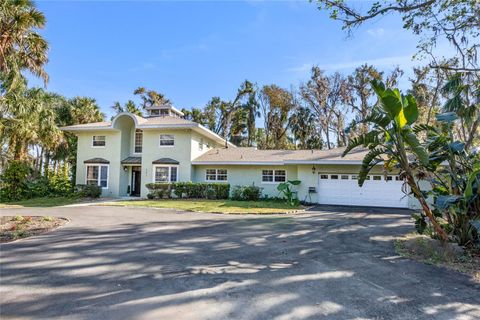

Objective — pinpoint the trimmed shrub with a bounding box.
[145,183,172,199]
[75,184,102,198]
[230,185,262,201]
[146,182,230,200]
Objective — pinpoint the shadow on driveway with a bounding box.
[0,206,479,319]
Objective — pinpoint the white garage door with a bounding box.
[317,173,409,208]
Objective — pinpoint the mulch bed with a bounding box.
[0,216,68,243]
[395,233,480,283]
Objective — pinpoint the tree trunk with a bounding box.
[407,175,449,241]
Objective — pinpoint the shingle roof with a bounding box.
[62,115,200,130]
[192,147,370,164]
[152,158,180,164]
[121,157,142,164]
[63,121,112,129]
[84,158,110,164]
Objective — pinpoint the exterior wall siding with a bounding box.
[140,129,194,197]
[75,130,121,197]
[192,165,298,199]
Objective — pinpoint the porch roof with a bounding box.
[84,158,110,164]
[121,157,142,165]
[152,157,179,165]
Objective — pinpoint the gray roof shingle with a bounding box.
[84,158,110,164]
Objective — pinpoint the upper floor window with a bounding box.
[86,164,108,188]
[206,169,227,181]
[159,134,175,146]
[134,129,143,153]
[92,135,106,147]
[262,169,286,183]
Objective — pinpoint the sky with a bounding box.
[32,0,428,119]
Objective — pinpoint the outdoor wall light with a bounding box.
[123,166,128,172]
[312,165,316,174]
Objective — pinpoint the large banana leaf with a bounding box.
[358,147,385,187]
[403,95,419,125]
[342,130,380,156]
[403,130,429,166]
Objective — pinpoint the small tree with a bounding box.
[343,80,448,241]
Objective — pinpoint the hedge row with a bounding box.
[146,182,230,200]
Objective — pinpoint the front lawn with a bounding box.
[0,197,86,208]
[103,199,303,214]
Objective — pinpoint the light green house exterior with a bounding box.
[63,106,420,209]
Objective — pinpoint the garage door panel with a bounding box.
[318,174,408,208]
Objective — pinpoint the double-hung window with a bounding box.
[262,169,286,183]
[86,164,109,188]
[92,135,106,147]
[206,169,227,181]
[134,129,143,153]
[154,166,178,182]
[159,134,175,146]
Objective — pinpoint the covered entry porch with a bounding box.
[121,157,142,197]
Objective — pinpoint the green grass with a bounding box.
[103,199,302,214]
[0,197,84,208]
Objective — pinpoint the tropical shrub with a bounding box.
[0,161,31,201]
[343,80,449,240]
[418,112,480,246]
[344,78,479,246]
[230,185,262,201]
[277,180,301,206]
[75,184,102,198]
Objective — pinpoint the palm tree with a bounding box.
[290,106,321,149]
[69,97,104,124]
[3,88,61,161]
[0,0,49,91]
[243,90,260,147]
[134,87,170,109]
[111,100,142,116]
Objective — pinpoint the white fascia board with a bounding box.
[192,161,285,166]
[284,160,371,165]
[60,127,118,132]
[194,125,237,148]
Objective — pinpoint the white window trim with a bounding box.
[133,129,143,154]
[205,169,228,182]
[152,165,179,183]
[92,135,106,148]
[159,134,175,147]
[85,164,109,189]
[261,169,287,184]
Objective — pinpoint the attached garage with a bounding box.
[317,173,409,208]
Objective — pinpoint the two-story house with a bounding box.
[62,104,420,209]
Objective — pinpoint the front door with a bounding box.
[131,166,141,196]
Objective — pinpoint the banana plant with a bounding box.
[343,80,448,241]
[277,180,301,206]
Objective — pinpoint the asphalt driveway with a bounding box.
[0,205,479,320]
